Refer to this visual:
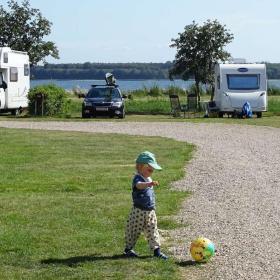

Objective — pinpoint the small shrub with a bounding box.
[126,99,170,115]
[147,85,162,97]
[72,86,86,98]
[126,88,148,98]
[28,84,71,116]
[268,97,280,113]
[165,85,186,96]
[268,87,280,96]
[186,84,206,96]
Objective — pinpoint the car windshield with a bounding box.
[227,74,260,90]
[87,88,121,99]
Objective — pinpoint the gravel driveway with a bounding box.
[0,121,279,280]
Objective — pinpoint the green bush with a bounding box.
[268,87,280,96]
[124,85,187,98]
[28,84,71,116]
[186,83,207,96]
[126,99,170,114]
[147,85,162,97]
[268,97,280,114]
[165,85,186,96]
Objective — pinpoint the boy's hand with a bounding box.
[149,181,159,187]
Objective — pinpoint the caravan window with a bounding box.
[3,52,8,63]
[10,67,18,82]
[24,64,29,76]
[227,74,260,90]
[217,75,220,89]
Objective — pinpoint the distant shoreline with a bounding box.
[30,78,280,91]
[31,61,280,80]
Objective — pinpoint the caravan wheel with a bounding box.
[256,112,262,118]
[11,109,20,116]
[218,112,224,118]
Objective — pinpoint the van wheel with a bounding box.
[256,112,262,118]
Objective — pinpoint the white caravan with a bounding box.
[0,47,30,115]
[213,63,267,118]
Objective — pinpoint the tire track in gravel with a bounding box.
[0,121,279,280]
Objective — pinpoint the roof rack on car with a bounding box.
[91,73,119,88]
[91,84,119,88]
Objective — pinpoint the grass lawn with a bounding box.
[3,112,280,129]
[44,94,280,128]
[1,95,279,128]
[0,128,193,279]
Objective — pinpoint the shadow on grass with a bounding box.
[175,260,199,267]
[41,254,152,267]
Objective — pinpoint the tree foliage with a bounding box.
[0,0,59,65]
[169,20,234,101]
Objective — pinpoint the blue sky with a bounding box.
[16,0,280,63]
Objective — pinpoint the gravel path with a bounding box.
[0,121,279,280]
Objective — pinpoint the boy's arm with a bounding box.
[135,181,159,190]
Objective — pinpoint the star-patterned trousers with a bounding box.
[125,207,161,250]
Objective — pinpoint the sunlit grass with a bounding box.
[0,128,193,279]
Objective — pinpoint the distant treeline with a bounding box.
[30,62,280,80]
[31,62,173,80]
[266,63,280,79]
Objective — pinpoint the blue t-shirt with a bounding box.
[132,174,155,210]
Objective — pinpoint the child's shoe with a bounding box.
[124,248,138,257]
[154,248,168,260]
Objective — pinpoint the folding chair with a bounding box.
[186,93,198,118]
[169,94,187,117]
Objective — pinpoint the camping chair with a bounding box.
[169,94,187,117]
[186,93,198,118]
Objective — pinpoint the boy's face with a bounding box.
[140,164,154,178]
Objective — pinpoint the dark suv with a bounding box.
[82,85,125,118]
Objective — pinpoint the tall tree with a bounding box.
[0,0,59,65]
[169,20,233,101]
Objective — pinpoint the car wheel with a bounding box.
[82,112,90,118]
[119,110,125,119]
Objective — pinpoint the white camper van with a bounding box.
[213,63,267,118]
[0,47,30,115]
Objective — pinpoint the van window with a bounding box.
[227,74,260,90]
[4,52,8,63]
[10,67,18,82]
[24,64,29,76]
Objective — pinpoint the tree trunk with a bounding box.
[195,80,200,102]
[210,84,215,101]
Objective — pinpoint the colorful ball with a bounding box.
[190,237,215,262]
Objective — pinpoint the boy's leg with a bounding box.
[125,207,144,251]
[144,210,168,260]
[144,210,161,250]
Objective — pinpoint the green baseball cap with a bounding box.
[136,151,162,170]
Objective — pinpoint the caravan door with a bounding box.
[0,72,6,109]
[6,65,29,109]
